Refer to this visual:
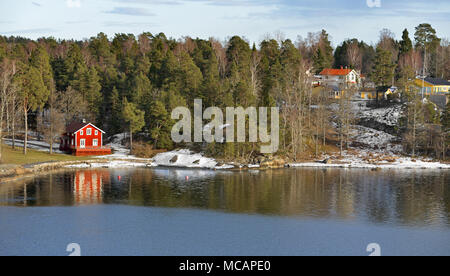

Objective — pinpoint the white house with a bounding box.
[319,67,361,89]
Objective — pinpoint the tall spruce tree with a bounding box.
[122,98,145,152]
[399,29,413,55]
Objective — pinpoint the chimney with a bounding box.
[82,118,86,124]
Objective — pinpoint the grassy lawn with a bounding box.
[1,144,95,166]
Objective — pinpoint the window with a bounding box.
[80,130,83,135]
[87,128,92,135]
[93,139,98,147]
[95,130,98,135]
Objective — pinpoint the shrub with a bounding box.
[131,142,166,158]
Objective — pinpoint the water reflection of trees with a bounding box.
[0,168,448,226]
[0,170,110,206]
[119,168,449,226]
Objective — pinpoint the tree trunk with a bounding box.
[0,103,4,163]
[129,124,133,153]
[322,103,326,146]
[49,129,53,155]
[444,137,446,161]
[412,107,416,158]
[5,100,9,135]
[24,103,28,155]
[315,120,319,157]
[12,97,15,149]
[49,108,53,155]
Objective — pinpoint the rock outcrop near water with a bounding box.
[260,157,286,169]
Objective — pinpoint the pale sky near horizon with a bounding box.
[0,0,449,46]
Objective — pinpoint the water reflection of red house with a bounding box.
[73,170,110,204]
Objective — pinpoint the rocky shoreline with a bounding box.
[0,160,104,183]
[2,150,449,184]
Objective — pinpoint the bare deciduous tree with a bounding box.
[59,86,89,123]
[346,42,362,71]
[378,28,398,58]
[337,86,356,156]
[0,59,16,162]
[9,88,20,150]
[37,90,65,154]
[403,88,425,158]
[250,50,261,97]
[210,38,227,78]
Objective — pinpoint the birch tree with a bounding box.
[0,59,15,162]
[37,89,65,154]
[15,62,49,155]
[403,89,425,157]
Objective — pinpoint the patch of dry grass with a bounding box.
[130,142,166,158]
[1,144,93,165]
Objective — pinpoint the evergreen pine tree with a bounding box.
[122,98,145,152]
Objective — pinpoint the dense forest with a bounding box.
[0,23,449,162]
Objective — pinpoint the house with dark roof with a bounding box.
[414,77,450,94]
[59,120,111,156]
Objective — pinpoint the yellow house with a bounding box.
[360,91,388,100]
[360,86,397,100]
[414,77,450,95]
[312,85,346,99]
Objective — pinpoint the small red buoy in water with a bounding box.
[185,176,189,181]
[118,176,122,181]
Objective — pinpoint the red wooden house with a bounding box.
[60,120,111,156]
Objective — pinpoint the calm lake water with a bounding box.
[0,167,449,256]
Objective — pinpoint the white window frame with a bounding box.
[87,128,92,135]
[95,130,98,135]
[93,139,98,147]
[80,130,84,135]
[80,139,86,149]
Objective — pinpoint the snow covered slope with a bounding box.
[151,150,234,170]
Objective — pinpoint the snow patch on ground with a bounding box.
[3,138,64,154]
[65,160,149,169]
[151,150,234,170]
[351,125,402,153]
[290,150,450,169]
[98,133,151,161]
[99,133,132,159]
[357,104,403,127]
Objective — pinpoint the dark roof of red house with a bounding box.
[320,68,353,76]
[66,121,88,133]
[65,121,105,134]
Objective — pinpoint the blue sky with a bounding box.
[0,0,449,46]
